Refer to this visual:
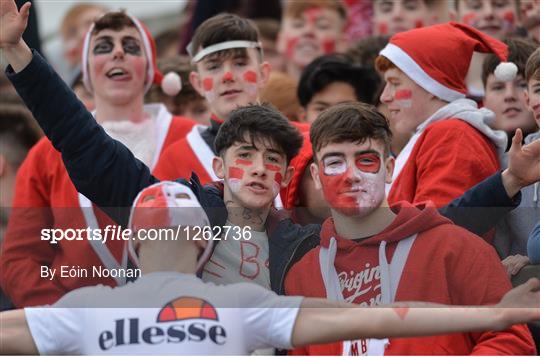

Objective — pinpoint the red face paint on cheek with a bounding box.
[503,11,515,25]
[322,39,336,54]
[354,154,381,174]
[318,163,357,212]
[228,167,244,180]
[286,37,299,59]
[272,171,283,196]
[243,70,257,84]
[202,77,213,91]
[462,12,477,26]
[222,71,233,82]
[414,19,424,28]
[395,89,412,108]
[235,159,252,166]
[377,22,389,35]
[395,89,412,100]
[264,164,281,172]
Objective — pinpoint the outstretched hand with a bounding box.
[496,278,540,328]
[0,0,31,48]
[502,129,540,197]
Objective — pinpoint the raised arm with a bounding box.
[1,0,158,226]
[0,310,38,355]
[440,129,540,236]
[292,278,540,347]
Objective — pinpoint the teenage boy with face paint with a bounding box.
[377,22,514,208]
[276,0,348,80]
[285,102,536,356]
[456,0,521,40]
[372,0,450,36]
[154,14,309,185]
[0,10,197,307]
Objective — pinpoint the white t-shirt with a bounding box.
[203,224,270,289]
[25,272,302,355]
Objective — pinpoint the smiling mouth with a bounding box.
[106,68,130,80]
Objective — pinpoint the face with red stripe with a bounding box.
[373,0,435,36]
[216,136,291,210]
[380,68,433,140]
[311,140,391,217]
[458,0,518,39]
[193,48,269,120]
[278,7,345,70]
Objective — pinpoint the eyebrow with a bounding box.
[94,35,140,42]
[236,145,284,156]
[321,149,380,161]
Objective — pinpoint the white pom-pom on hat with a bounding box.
[161,72,182,96]
[494,62,518,82]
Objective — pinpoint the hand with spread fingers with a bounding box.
[502,129,540,197]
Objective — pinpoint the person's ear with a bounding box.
[310,161,322,190]
[281,166,295,187]
[384,155,395,184]
[189,70,205,97]
[212,156,225,179]
[258,61,271,88]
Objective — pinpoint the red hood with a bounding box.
[320,201,452,249]
[280,132,312,210]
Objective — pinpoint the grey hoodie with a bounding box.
[494,131,540,257]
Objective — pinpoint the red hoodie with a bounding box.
[285,201,535,355]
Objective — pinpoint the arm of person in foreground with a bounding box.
[440,129,540,236]
[0,0,158,226]
[291,278,540,347]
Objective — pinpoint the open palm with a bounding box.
[0,0,31,47]
[508,129,540,188]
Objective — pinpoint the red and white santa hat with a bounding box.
[81,12,182,96]
[128,181,213,272]
[379,22,518,102]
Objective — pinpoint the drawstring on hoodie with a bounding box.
[534,182,538,203]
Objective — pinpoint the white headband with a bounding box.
[188,40,262,63]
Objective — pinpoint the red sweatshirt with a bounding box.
[0,115,195,307]
[285,202,535,355]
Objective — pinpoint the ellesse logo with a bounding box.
[98,297,227,351]
[157,297,219,322]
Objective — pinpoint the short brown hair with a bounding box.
[283,0,347,20]
[190,13,260,61]
[346,35,390,68]
[525,48,540,82]
[482,38,537,85]
[310,102,392,157]
[91,11,136,36]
